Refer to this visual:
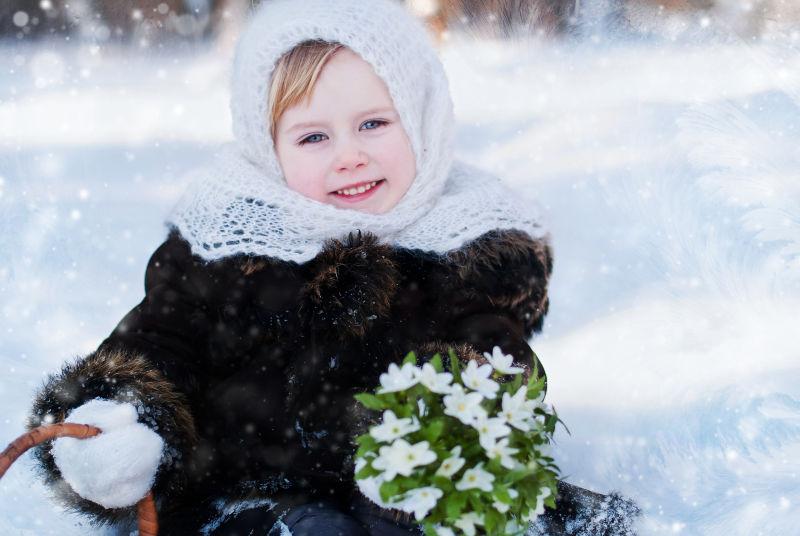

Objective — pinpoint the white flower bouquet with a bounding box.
[353,346,562,535]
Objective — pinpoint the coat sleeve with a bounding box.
[26,230,212,526]
[426,229,553,386]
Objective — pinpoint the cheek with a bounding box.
[278,147,329,202]
[380,130,416,188]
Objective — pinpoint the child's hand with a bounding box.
[50,399,164,509]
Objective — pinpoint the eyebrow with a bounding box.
[285,107,397,133]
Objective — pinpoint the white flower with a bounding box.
[377,362,419,394]
[525,390,548,413]
[369,410,420,443]
[455,463,495,493]
[414,363,453,394]
[354,458,404,509]
[483,345,525,375]
[443,384,485,425]
[435,445,465,477]
[397,486,443,521]
[501,386,534,432]
[493,499,510,513]
[372,438,437,481]
[417,398,427,417]
[473,413,511,451]
[434,526,456,536]
[485,437,519,470]
[454,512,484,536]
[493,488,520,515]
[527,391,553,425]
[461,360,499,399]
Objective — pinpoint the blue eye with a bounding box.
[361,119,388,130]
[298,133,327,146]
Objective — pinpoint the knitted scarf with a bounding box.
[168,0,547,263]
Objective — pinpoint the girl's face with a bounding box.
[274,48,416,214]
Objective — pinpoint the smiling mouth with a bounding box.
[331,179,385,201]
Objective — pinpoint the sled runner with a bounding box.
[0,423,159,536]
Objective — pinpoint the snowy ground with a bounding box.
[1,24,799,536]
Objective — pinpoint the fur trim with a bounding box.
[28,347,197,526]
[446,229,553,336]
[300,230,400,342]
[240,257,269,276]
[417,340,488,367]
[417,340,534,383]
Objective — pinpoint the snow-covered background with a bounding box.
[2,4,799,535]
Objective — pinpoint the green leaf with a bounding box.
[550,411,571,436]
[383,392,400,407]
[445,492,467,519]
[518,479,542,504]
[526,375,546,399]
[504,467,535,485]
[429,353,443,373]
[462,439,483,459]
[422,417,445,443]
[448,348,462,382]
[494,486,512,504]
[355,434,378,448]
[397,475,421,492]
[511,372,523,393]
[355,463,380,480]
[403,351,418,366]
[432,475,453,491]
[427,505,446,523]
[355,444,375,458]
[379,480,401,503]
[486,457,502,474]
[530,349,543,379]
[354,393,386,410]
[467,492,483,512]
[485,508,505,534]
[396,404,413,419]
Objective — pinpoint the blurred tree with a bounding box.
[408,0,580,39]
[2,0,797,43]
[0,0,238,43]
[0,0,75,40]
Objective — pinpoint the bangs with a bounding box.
[269,40,343,140]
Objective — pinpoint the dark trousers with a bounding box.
[212,496,423,536]
[158,493,423,536]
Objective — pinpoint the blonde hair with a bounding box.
[268,39,344,141]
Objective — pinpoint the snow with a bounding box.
[2,25,799,536]
[52,400,164,509]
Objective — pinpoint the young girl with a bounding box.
[27,0,635,534]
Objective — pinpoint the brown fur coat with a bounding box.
[27,227,553,531]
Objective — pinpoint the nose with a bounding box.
[333,137,368,173]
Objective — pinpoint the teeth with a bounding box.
[337,180,378,196]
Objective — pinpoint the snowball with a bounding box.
[64,398,138,431]
[51,399,164,508]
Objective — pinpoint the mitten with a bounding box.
[50,398,164,509]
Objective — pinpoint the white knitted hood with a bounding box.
[168,0,546,263]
